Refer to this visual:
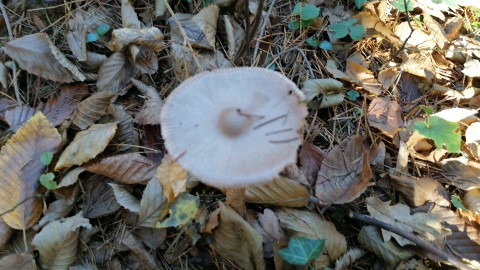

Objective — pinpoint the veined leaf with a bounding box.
[413,116,461,153]
[278,236,325,265]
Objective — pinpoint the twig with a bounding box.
[252,0,277,62]
[0,0,22,103]
[349,211,476,270]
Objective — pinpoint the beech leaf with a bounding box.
[139,176,169,228]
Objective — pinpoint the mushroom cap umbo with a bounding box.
[161,67,307,188]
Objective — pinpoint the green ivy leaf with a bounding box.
[293,2,320,21]
[96,24,111,36]
[347,89,360,101]
[40,151,53,166]
[413,116,461,153]
[306,37,320,47]
[288,21,300,30]
[451,195,468,212]
[40,173,57,190]
[391,0,414,12]
[156,193,200,228]
[330,23,349,39]
[278,236,325,265]
[319,40,333,50]
[86,32,100,43]
[349,25,366,41]
[355,0,367,8]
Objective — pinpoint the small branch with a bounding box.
[349,211,476,270]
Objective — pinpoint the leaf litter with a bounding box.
[0,0,479,269]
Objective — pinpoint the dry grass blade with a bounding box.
[0,112,61,229]
[245,177,309,207]
[71,91,116,130]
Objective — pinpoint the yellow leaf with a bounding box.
[54,122,117,170]
[0,112,61,229]
[157,155,188,202]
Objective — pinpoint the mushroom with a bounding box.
[161,67,307,190]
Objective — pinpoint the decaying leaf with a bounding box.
[441,157,480,190]
[121,0,141,29]
[325,60,360,84]
[377,67,399,90]
[119,230,158,269]
[168,14,213,50]
[132,79,163,125]
[86,152,156,184]
[33,199,74,231]
[5,104,36,132]
[108,27,164,52]
[251,209,283,258]
[191,5,219,49]
[129,45,159,74]
[157,155,187,202]
[138,176,168,228]
[464,189,480,220]
[462,60,480,78]
[84,177,121,219]
[315,135,373,205]
[55,122,117,170]
[302,78,343,101]
[367,97,404,137]
[276,208,347,267]
[71,91,116,130]
[366,197,446,246]
[346,61,382,95]
[157,192,199,228]
[245,177,309,207]
[109,183,140,213]
[0,253,36,269]
[108,104,137,151]
[32,212,91,270]
[423,13,449,49]
[96,52,134,93]
[466,122,480,160]
[390,175,450,208]
[3,33,85,82]
[211,202,265,270]
[0,217,13,249]
[224,15,245,58]
[299,142,326,183]
[334,247,366,270]
[57,167,85,188]
[0,112,61,229]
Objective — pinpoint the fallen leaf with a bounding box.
[133,227,167,250]
[224,15,245,58]
[168,14,213,50]
[464,189,480,220]
[0,217,13,249]
[245,177,309,207]
[119,230,158,269]
[138,176,169,228]
[346,61,382,95]
[121,0,141,29]
[367,97,403,137]
[389,175,450,207]
[132,79,163,125]
[301,78,344,106]
[108,104,137,151]
[0,253,36,269]
[325,60,360,84]
[413,116,461,153]
[86,152,156,184]
[157,155,187,202]
[423,13,449,49]
[0,112,61,229]
[108,27,164,52]
[462,60,480,78]
[33,199,74,231]
[84,177,121,218]
[377,67,399,90]
[211,202,265,270]
[55,122,117,170]
[57,167,85,188]
[299,142,326,183]
[251,208,283,258]
[278,236,325,265]
[157,192,199,228]
[315,135,373,204]
[32,212,91,270]
[4,104,36,131]
[71,91,116,130]
[191,5,219,49]
[441,157,480,190]
[129,45,158,74]
[108,183,140,213]
[3,33,85,82]
[96,52,134,93]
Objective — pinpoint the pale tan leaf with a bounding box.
[96,53,133,93]
[0,217,13,249]
[389,175,450,207]
[423,13,449,49]
[378,67,399,90]
[245,177,309,207]
[108,27,164,52]
[138,176,169,227]
[395,22,437,49]
[33,199,74,231]
[57,167,85,188]
[325,60,360,84]
[366,197,446,246]
[433,107,478,124]
[251,208,283,258]
[462,60,480,78]
[0,112,62,229]
[191,5,219,49]
[108,183,140,213]
[353,11,400,44]
[346,61,382,95]
[276,208,347,262]
[157,155,187,202]
[301,78,343,101]
[466,122,480,161]
[168,14,212,49]
[85,153,156,184]
[154,0,166,16]
[71,91,116,130]
[32,212,91,270]
[132,79,163,125]
[129,45,158,74]
[358,226,413,269]
[121,0,141,29]
[464,189,480,216]
[0,253,36,269]
[108,104,137,151]
[334,247,366,270]
[55,122,117,170]
[0,62,8,89]
[82,51,108,71]
[211,202,265,270]
[66,30,87,62]
[315,136,373,204]
[3,33,85,82]
[441,157,480,190]
[224,15,244,57]
[367,97,403,137]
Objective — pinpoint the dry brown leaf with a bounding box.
[132,79,163,125]
[84,177,121,219]
[66,30,87,62]
[191,5,219,49]
[119,230,158,269]
[389,175,450,207]
[33,199,74,231]
[441,157,480,190]
[154,0,166,16]
[129,45,159,74]
[353,11,400,44]
[55,122,117,170]
[299,142,326,183]
[251,208,283,258]
[301,78,344,101]
[366,197,446,246]
[325,60,360,84]
[334,247,366,270]
[157,155,187,203]
[121,0,141,29]
[0,217,13,250]
[108,104,137,151]
[423,13,449,49]
[5,104,36,131]
[108,27,164,52]
[315,135,372,205]
[464,189,480,221]
[462,60,480,78]
[168,14,213,50]
[96,52,134,93]
[81,51,108,71]
[3,33,85,82]
[378,67,399,90]
[399,72,422,102]
[86,152,156,184]
[0,253,36,269]
[71,91,116,130]
[395,22,437,50]
[57,167,85,188]
[32,212,91,270]
[0,112,61,229]
[245,177,309,207]
[108,183,140,213]
[346,61,382,95]
[367,97,403,138]
[138,176,169,228]
[224,15,244,58]
[211,202,265,270]
[0,98,17,121]
[133,227,166,250]
[276,208,347,265]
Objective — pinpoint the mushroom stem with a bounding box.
[225,187,247,218]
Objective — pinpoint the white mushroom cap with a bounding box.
[161,67,307,188]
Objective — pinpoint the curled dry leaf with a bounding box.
[441,157,480,190]
[168,14,213,50]
[191,5,219,49]
[138,176,168,228]
[57,167,85,188]
[299,142,326,183]
[211,202,265,270]
[32,212,91,270]
[367,97,404,138]
[108,184,140,213]
[353,11,400,44]
[276,208,347,266]
[388,175,450,208]
[245,177,309,207]
[96,52,134,93]
[33,199,74,231]
[157,155,187,203]
[334,247,366,270]
[0,253,36,269]
[346,61,382,95]
[366,197,446,246]
[224,15,245,58]
[129,45,158,74]
[108,104,137,151]
[82,51,108,71]
[251,208,283,258]
[55,122,117,171]
[108,27,164,52]
[0,112,61,229]
[395,22,437,50]
[325,60,360,84]
[377,67,399,90]
[423,13,449,49]
[132,79,163,125]
[71,91,116,130]
[464,189,480,221]
[358,226,413,270]
[315,135,373,205]
[301,78,343,101]
[86,152,156,184]
[154,0,166,16]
